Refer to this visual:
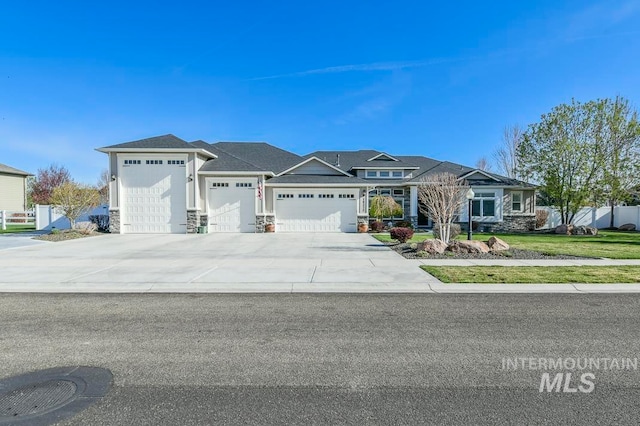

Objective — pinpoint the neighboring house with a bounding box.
[97,134,536,234]
[0,163,32,212]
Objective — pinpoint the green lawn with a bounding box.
[0,224,36,234]
[422,265,640,283]
[372,230,640,259]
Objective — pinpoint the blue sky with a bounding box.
[1,0,639,184]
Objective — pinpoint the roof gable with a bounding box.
[367,152,399,162]
[459,170,501,182]
[277,157,352,177]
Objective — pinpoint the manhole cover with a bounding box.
[0,367,111,425]
[0,379,77,418]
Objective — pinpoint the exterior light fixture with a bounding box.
[465,188,475,240]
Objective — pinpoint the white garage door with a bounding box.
[120,156,187,234]
[275,190,358,232]
[208,179,256,232]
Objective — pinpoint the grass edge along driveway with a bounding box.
[422,265,640,284]
[373,230,640,259]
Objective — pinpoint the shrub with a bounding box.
[89,214,110,232]
[369,220,385,232]
[394,220,414,229]
[389,227,414,243]
[74,221,98,235]
[433,223,460,241]
[51,228,60,235]
[416,250,428,258]
[409,242,418,250]
[536,210,549,229]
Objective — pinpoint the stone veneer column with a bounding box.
[108,210,120,234]
[187,210,198,233]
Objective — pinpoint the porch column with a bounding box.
[410,186,418,216]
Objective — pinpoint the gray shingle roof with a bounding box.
[306,150,419,171]
[100,134,194,150]
[191,141,265,172]
[0,163,32,176]
[211,142,303,174]
[266,175,370,185]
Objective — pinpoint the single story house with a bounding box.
[0,163,32,212]
[97,134,536,234]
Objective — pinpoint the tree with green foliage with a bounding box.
[518,99,608,224]
[50,181,101,228]
[598,96,640,227]
[369,195,403,222]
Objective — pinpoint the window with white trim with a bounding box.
[278,194,293,199]
[471,192,496,217]
[123,160,141,165]
[392,171,403,177]
[319,194,334,198]
[211,182,229,188]
[338,194,355,199]
[511,191,523,212]
[366,171,377,178]
[167,160,185,165]
[236,182,252,188]
[298,194,314,198]
[146,159,163,165]
[364,170,405,179]
[393,189,404,196]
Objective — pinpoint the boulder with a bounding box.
[619,223,636,231]
[447,240,490,254]
[572,225,587,235]
[555,224,574,235]
[417,239,448,254]
[585,226,598,236]
[487,236,510,251]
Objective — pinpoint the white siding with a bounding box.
[0,174,27,211]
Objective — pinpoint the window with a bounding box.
[380,189,391,196]
[366,171,377,177]
[236,182,252,187]
[339,194,355,199]
[471,192,496,218]
[298,194,314,198]
[319,194,334,198]
[368,189,378,197]
[392,171,403,178]
[146,159,163,165]
[212,182,229,187]
[123,160,141,165]
[167,160,185,165]
[278,194,293,199]
[379,171,390,177]
[511,192,522,212]
[393,189,404,196]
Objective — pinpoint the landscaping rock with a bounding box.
[572,225,587,235]
[487,236,510,251]
[619,223,636,231]
[555,224,574,235]
[447,240,490,254]
[417,239,448,254]
[585,226,598,236]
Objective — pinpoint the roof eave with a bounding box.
[96,147,217,159]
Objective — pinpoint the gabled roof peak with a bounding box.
[367,152,399,162]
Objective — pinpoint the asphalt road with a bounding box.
[1,294,640,425]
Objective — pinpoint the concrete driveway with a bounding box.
[0,232,49,251]
[0,233,434,292]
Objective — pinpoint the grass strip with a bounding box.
[421,265,640,283]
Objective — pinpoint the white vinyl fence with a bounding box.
[34,204,109,231]
[0,210,36,230]
[539,206,640,229]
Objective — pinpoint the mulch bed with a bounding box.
[33,230,103,242]
[386,241,591,260]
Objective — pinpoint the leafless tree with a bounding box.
[475,156,492,171]
[418,173,469,243]
[97,169,110,204]
[494,124,523,179]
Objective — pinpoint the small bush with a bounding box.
[389,227,414,243]
[409,242,418,250]
[432,223,461,241]
[51,228,60,235]
[416,250,428,258]
[394,220,414,229]
[536,210,549,229]
[74,221,98,235]
[500,250,514,258]
[89,215,110,232]
[369,221,385,232]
